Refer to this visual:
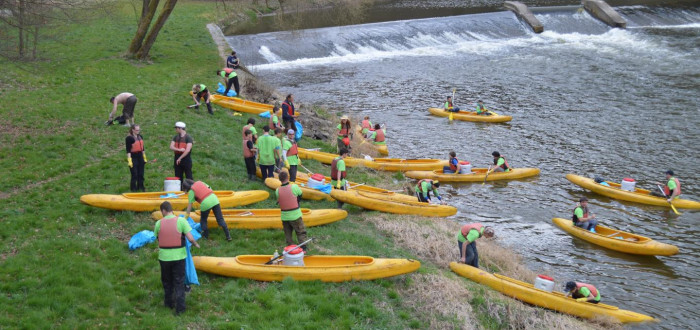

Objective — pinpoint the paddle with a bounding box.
[605,232,620,238]
[160,192,186,199]
[449,88,456,122]
[187,104,197,109]
[265,238,313,265]
[482,165,492,185]
[657,185,681,215]
[348,183,366,189]
[300,164,315,176]
[236,211,253,217]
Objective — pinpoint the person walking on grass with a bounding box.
[125,124,148,192]
[256,125,278,180]
[191,84,214,114]
[183,179,232,241]
[154,201,199,315]
[243,129,258,181]
[282,94,298,134]
[275,171,308,250]
[282,129,300,182]
[170,122,193,190]
[456,223,494,268]
[106,92,137,127]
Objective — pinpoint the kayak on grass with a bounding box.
[79,190,269,212]
[150,208,348,229]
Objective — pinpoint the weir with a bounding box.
[504,1,543,33]
[582,0,627,28]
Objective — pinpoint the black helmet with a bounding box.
[594,176,605,183]
[492,151,500,157]
[564,281,577,291]
[665,170,674,176]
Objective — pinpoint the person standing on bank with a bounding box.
[256,125,278,180]
[125,125,148,192]
[243,129,258,181]
[216,68,239,97]
[456,223,494,268]
[191,84,214,114]
[331,148,349,209]
[226,51,240,69]
[154,201,199,315]
[170,122,193,190]
[283,129,300,182]
[282,94,299,133]
[183,179,232,241]
[275,171,308,249]
[242,118,258,143]
[106,92,137,126]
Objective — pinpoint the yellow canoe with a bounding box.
[188,91,273,114]
[194,255,421,282]
[552,218,678,256]
[449,263,656,324]
[298,148,447,172]
[150,209,347,229]
[566,174,700,209]
[330,189,457,217]
[428,107,512,123]
[405,168,540,182]
[79,190,269,212]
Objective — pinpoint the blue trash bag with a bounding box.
[295,121,304,141]
[128,230,156,251]
[314,183,332,194]
[185,240,199,286]
[216,82,237,97]
[184,216,202,234]
[259,111,271,118]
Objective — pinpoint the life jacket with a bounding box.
[575,282,599,299]
[416,179,434,193]
[130,135,144,153]
[664,177,681,196]
[460,223,484,237]
[173,134,189,155]
[242,124,251,138]
[158,216,185,249]
[277,183,300,211]
[220,69,237,79]
[191,181,213,203]
[269,113,282,130]
[287,138,298,156]
[331,157,346,180]
[243,138,254,158]
[361,120,371,129]
[283,101,295,116]
[196,84,208,96]
[338,123,350,137]
[445,101,453,110]
[374,129,385,143]
[449,157,459,171]
[572,205,589,224]
[494,156,509,171]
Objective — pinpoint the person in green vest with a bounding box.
[331,148,349,209]
[216,68,239,96]
[565,281,601,304]
[242,118,258,143]
[273,128,285,172]
[444,96,459,112]
[367,124,386,145]
[282,129,301,182]
[256,125,279,180]
[183,179,232,241]
[415,179,444,204]
[490,151,510,173]
[456,223,494,268]
[275,171,307,249]
[337,115,352,152]
[191,84,213,114]
[651,170,682,202]
[360,116,373,136]
[476,100,492,116]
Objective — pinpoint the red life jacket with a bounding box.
[416,179,434,192]
[338,123,350,137]
[361,120,371,129]
[283,101,294,116]
[173,134,189,155]
[572,205,589,223]
[449,157,459,171]
[461,223,483,237]
[287,139,298,156]
[158,216,185,249]
[130,136,144,153]
[277,183,300,211]
[575,282,599,298]
[191,181,213,203]
[664,177,681,196]
[224,68,233,74]
[243,138,254,158]
[374,129,385,142]
[331,157,346,180]
[494,156,510,170]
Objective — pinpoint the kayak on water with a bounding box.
[428,107,512,123]
[405,168,540,182]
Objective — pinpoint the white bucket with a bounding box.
[282,247,305,266]
[307,177,325,189]
[459,161,472,174]
[534,275,554,292]
[620,178,636,192]
[164,177,181,192]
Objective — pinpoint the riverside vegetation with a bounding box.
[1,1,611,328]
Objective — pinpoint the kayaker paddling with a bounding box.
[456,223,494,268]
[476,100,492,116]
[489,151,510,173]
[565,281,601,304]
[651,170,681,203]
[573,197,598,232]
[444,96,460,113]
[275,171,308,251]
[183,179,232,241]
[415,179,445,204]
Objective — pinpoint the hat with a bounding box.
[175,121,186,129]
[492,151,500,157]
[287,129,295,135]
[665,170,674,176]
[340,115,349,120]
[564,281,577,291]
[579,197,588,203]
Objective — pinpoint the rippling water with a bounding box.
[228,5,700,328]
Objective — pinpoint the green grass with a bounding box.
[0,1,425,328]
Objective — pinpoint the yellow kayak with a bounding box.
[194,255,420,282]
[552,218,678,256]
[330,189,457,217]
[405,168,540,182]
[428,107,512,123]
[188,91,273,114]
[150,209,347,229]
[566,174,700,209]
[79,190,269,212]
[298,148,447,172]
[450,263,656,324]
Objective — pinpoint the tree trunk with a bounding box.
[127,0,160,56]
[140,0,151,21]
[135,0,178,60]
[18,0,25,58]
[32,25,38,59]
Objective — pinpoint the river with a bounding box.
[226,4,700,328]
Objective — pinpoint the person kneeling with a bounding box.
[565,281,601,304]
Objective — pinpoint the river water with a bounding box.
[227,5,700,328]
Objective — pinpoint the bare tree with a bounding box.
[127,0,179,60]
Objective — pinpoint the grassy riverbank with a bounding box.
[1,1,598,328]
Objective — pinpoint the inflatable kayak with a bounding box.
[330,189,457,217]
[194,255,420,282]
[79,190,269,212]
[552,218,678,256]
[188,91,273,114]
[405,168,540,182]
[566,174,700,209]
[150,209,347,230]
[297,148,448,172]
[450,263,656,323]
[428,107,512,123]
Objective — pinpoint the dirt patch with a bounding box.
[399,273,477,329]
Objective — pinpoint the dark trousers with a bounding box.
[174,156,193,190]
[416,190,432,203]
[159,258,186,314]
[123,95,137,119]
[572,291,600,304]
[199,204,231,240]
[288,165,298,182]
[458,241,479,268]
[223,76,240,96]
[129,154,145,192]
[283,217,308,247]
[260,164,275,180]
[244,157,256,178]
[334,184,346,209]
[284,119,296,134]
[195,93,213,114]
